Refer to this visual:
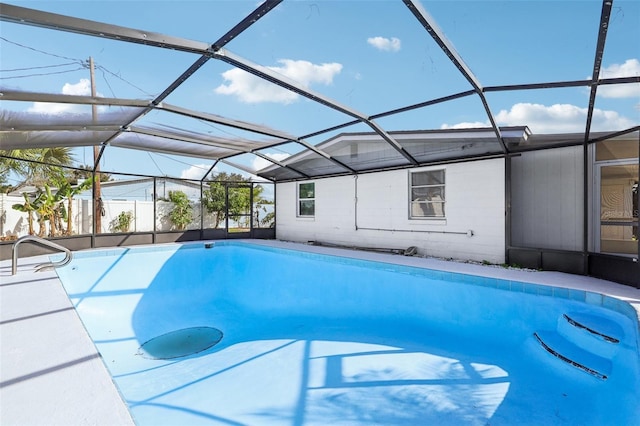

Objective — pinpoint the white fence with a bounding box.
[0,194,225,239]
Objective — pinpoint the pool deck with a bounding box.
[1,239,639,426]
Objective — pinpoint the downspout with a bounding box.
[354,175,359,231]
[636,130,639,263]
[152,177,157,244]
[200,181,204,240]
[583,142,589,274]
[505,154,512,265]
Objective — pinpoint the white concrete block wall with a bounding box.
[276,158,506,263]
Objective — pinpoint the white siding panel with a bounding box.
[511,146,583,250]
[276,158,506,263]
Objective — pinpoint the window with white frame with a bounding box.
[298,182,315,217]
[410,169,445,218]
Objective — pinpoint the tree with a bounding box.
[67,164,112,184]
[53,177,93,235]
[202,172,245,228]
[11,192,43,235]
[0,150,30,189]
[110,211,134,233]
[166,190,193,231]
[0,148,74,192]
[33,185,65,237]
[202,172,269,229]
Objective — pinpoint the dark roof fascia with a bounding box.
[260,126,530,173]
[259,127,639,176]
[318,126,530,143]
[266,152,508,183]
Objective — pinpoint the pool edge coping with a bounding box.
[2,238,639,425]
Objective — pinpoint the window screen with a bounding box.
[298,182,315,217]
[410,169,445,218]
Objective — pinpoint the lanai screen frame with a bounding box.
[1,0,639,276]
[1,0,639,183]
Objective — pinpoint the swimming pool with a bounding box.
[55,241,640,425]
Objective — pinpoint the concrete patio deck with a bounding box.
[1,241,639,425]
[1,256,134,426]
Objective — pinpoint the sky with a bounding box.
[1,0,639,184]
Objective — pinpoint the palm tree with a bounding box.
[32,185,65,237]
[0,147,75,192]
[11,192,43,235]
[54,178,93,235]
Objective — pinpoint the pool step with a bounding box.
[557,312,622,358]
[534,331,612,380]
[534,311,625,380]
[562,312,622,343]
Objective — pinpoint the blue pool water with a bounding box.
[56,241,640,425]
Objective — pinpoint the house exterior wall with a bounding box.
[276,158,506,263]
[510,146,584,251]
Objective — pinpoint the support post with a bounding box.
[89,57,102,236]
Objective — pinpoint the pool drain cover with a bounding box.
[137,326,223,360]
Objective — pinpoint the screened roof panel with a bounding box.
[424,1,603,86]
[318,135,412,172]
[600,1,640,73]
[152,104,296,143]
[128,125,275,153]
[1,0,638,183]
[592,91,640,135]
[98,146,215,179]
[0,17,197,100]
[372,91,486,132]
[0,100,146,129]
[0,130,118,150]
[159,56,366,137]
[398,133,505,163]
[301,121,373,145]
[134,107,293,158]
[111,131,238,159]
[278,153,350,178]
[484,87,600,135]
[222,1,474,114]
[509,133,587,152]
[258,165,306,182]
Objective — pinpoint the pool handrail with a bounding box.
[11,235,73,275]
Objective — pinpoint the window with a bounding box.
[410,169,445,218]
[298,182,315,217]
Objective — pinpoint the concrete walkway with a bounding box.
[1,240,638,425]
[0,256,134,426]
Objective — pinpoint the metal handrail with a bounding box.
[11,235,73,275]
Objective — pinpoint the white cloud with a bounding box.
[441,102,634,134]
[252,152,290,171]
[180,164,211,180]
[440,121,489,130]
[62,79,92,96]
[215,59,342,104]
[28,100,76,115]
[494,102,634,133]
[367,36,401,52]
[28,78,103,114]
[597,59,640,98]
